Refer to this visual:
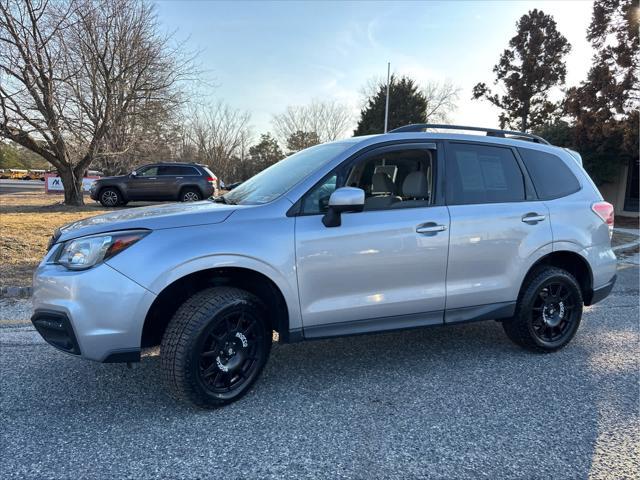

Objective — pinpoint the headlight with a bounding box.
[56,230,149,270]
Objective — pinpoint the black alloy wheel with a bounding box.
[195,307,266,397]
[530,280,578,344]
[161,287,272,407]
[503,267,583,352]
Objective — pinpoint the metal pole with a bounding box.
[384,62,390,133]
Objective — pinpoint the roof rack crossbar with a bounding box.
[388,124,550,145]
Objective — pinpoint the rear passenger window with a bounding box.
[519,148,580,199]
[447,143,525,205]
[161,165,199,176]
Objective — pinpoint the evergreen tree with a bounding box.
[472,9,571,131]
[354,75,427,135]
[248,133,283,175]
[286,130,320,154]
[564,0,638,184]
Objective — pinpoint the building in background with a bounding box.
[600,159,639,219]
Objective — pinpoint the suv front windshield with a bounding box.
[223,142,352,205]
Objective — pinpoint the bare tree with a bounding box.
[95,102,183,175]
[0,0,189,205]
[186,101,251,182]
[272,100,351,148]
[423,80,460,123]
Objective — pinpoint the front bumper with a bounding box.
[32,260,156,362]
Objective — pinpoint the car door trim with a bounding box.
[303,309,444,339]
[444,301,516,325]
[300,300,518,338]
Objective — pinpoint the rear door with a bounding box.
[162,165,201,199]
[444,141,552,322]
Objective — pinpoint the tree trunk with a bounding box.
[59,168,85,206]
[521,97,530,132]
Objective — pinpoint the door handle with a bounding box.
[521,213,546,224]
[416,224,447,234]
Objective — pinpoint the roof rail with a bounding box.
[388,124,550,145]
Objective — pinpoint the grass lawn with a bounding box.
[0,192,112,287]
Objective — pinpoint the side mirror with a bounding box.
[322,187,365,227]
[130,171,137,177]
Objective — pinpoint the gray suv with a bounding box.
[32,124,617,408]
[89,162,217,207]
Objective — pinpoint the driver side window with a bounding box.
[138,166,159,177]
[299,146,435,215]
[301,174,337,215]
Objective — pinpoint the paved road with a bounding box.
[1,265,638,479]
[0,179,44,194]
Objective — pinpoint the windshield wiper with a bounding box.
[213,195,235,205]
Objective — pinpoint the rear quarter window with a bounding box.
[519,148,581,200]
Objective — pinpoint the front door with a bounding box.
[294,144,450,337]
[128,165,161,200]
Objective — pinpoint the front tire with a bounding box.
[503,267,583,353]
[99,187,122,207]
[161,287,272,408]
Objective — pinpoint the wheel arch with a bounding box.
[519,250,594,305]
[178,184,204,199]
[141,266,291,349]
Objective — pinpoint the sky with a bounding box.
[154,0,595,138]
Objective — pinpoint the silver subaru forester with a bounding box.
[32,124,617,407]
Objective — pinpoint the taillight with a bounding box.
[206,176,215,184]
[592,201,614,237]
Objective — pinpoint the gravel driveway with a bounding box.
[1,265,638,479]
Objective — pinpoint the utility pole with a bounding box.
[384,62,390,133]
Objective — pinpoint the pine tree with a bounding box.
[285,130,320,154]
[472,9,571,132]
[564,0,638,184]
[354,76,427,136]
[248,133,283,175]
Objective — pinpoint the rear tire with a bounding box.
[99,187,122,207]
[161,287,272,408]
[503,266,583,353]
[180,187,202,202]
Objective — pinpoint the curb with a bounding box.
[612,239,640,253]
[0,286,33,299]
